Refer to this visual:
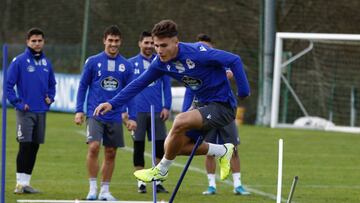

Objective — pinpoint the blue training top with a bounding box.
[7,47,56,113]
[108,42,250,110]
[76,51,136,122]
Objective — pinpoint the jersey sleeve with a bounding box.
[206,48,250,98]
[75,58,93,113]
[182,88,195,112]
[47,62,57,103]
[6,58,25,110]
[162,75,172,110]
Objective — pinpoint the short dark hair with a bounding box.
[197,33,212,43]
[26,28,44,40]
[139,31,152,41]
[151,19,178,38]
[103,25,122,39]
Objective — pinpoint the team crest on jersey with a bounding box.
[134,68,140,74]
[42,59,47,66]
[97,63,102,68]
[199,45,207,52]
[27,65,35,72]
[186,59,195,69]
[182,75,202,90]
[174,61,185,73]
[119,64,125,72]
[101,76,119,91]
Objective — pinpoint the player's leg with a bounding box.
[85,118,103,200]
[154,113,169,193]
[133,112,148,193]
[98,121,124,201]
[202,129,218,195]
[14,111,39,194]
[222,121,250,195]
[134,102,235,182]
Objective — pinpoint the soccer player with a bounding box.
[93,19,250,184]
[182,34,250,195]
[7,28,56,194]
[127,31,172,193]
[74,25,137,201]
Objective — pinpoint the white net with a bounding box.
[272,33,360,133]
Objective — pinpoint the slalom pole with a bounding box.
[150,105,157,203]
[276,139,284,203]
[1,44,8,203]
[169,135,203,203]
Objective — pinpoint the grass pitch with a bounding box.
[1,109,360,202]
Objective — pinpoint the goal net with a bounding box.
[271,32,360,133]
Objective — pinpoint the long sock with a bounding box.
[233,172,242,188]
[89,178,97,192]
[207,143,226,157]
[100,182,110,193]
[16,173,23,185]
[207,174,216,188]
[23,173,31,186]
[138,180,146,187]
[157,157,173,175]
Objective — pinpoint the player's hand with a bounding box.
[126,120,137,131]
[24,104,30,111]
[93,102,112,116]
[74,112,85,125]
[121,112,129,125]
[45,94,52,104]
[160,108,170,121]
[226,70,233,79]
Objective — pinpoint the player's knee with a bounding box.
[104,147,117,160]
[133,141,145,166]
[88,142,100,156]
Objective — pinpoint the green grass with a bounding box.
[1,109,360,202]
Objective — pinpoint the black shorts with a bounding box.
[133,112,167,141]
[86,118,125,148]
[185,102,236,141]
[16,110,46,144]
[205,120,240,145]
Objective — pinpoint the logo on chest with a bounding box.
[182,76,202,90]
[101,76,119,91]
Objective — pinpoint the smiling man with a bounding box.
[94,20,250,185]
[74,25,136,201]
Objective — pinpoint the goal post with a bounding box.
[271,32,360,133]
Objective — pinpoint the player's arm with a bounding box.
[94,65,165,116]
[207,48,250,99]
[74,59,93,125]
[123,64,137,131]
[46,62,57,104]
[160,75,172,121]
[6,59,27,110]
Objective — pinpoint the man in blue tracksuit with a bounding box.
[127,31,172,194]
[94,20,250,183]
[7,28,56,194]
[74,25,136,201]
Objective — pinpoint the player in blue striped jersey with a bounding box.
[94,20,250,183]
[75,25,136,201]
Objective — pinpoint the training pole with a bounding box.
[169,135,203,203]
[150,105,157,203]
[1,44,8,203]
[286,176,299,203]
[276,139,284,203]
